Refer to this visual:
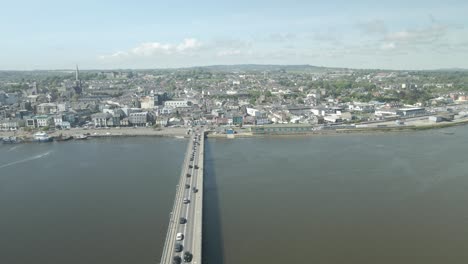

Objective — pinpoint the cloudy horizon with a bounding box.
[1,0,468,71]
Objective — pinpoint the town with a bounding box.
[1,64,468,141]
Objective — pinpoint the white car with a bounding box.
[176,233,184,241]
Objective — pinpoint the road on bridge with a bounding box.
[160,128,204,264]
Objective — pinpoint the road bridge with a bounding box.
[160,128,204,264]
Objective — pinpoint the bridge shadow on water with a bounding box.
[202,140,225,264]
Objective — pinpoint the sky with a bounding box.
[1,0,468,70]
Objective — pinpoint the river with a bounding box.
[1,127,468,264]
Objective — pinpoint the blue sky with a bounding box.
[1,0,468,70]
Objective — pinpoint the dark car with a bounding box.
[193,188,198,193]
[185,184,190,189]
[175,243,183,252]
[173,256,182,264]
[188,165,193,169]
[190,158,194,161]
[183,251,193,262]
[186,173,191,177]
[194,165,199,169]
[183,198,190,204]
[179,217,187,224]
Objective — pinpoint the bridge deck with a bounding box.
[160,129,204,264]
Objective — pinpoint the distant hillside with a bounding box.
[430,68,468,72]
[182,64,341,73]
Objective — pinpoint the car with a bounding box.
[179,217,187,224]
[188,165,193,169]
[194,165,199,169]
[176,233,184,241]
[185,184,190,189]
[186,173,191,177]
[183,198,190,204]
[173,256,182,264]
[190,158,193,161]
[175,243,183,252]
[183,251,193,262]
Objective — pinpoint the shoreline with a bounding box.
[1,119,467,143]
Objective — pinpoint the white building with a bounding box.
[164,100,191,108]
[246,107,261,117]
[140,96,156,109]
[324,115,342,123]
[54,115,64,127]
[36,115,54,127]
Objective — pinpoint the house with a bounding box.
[232,116,243,125]
[0,119,22,131]
[26,118,38,128]
[37,103,58,114]
[91,113,112,127]
[129,112,149,126]
[54,115,65,128]
[35,115,54,127]
[155,117,169,127]
[140,96,157,109]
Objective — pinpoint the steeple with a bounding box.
[75,65,79,81]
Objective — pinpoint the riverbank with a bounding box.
[2,118,468,142]
[0,127,190,141]
[207,118,468,138]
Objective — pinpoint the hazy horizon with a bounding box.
[1,63,467,72]
[2,0,468,70]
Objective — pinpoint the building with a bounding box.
[256,117,269,125]
[0,119,22,131]
[36,103,57,114]
[232,116,243,125]
[250,124,312,134]
[129,112,149,126]
[164,100,191,108]
[397,107,426,117]
[35,115,54,127]
[26,118,37,128]
[246,107,261,117]
[140,96,156,109]
[323,115,342,123]
[375,109,399,117]
[54,115,64,128]
[91,113,112,127]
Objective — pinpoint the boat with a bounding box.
[33,132,53,142]
[2,136,20,144]
[55,134,73,141]
[74,134,88,140]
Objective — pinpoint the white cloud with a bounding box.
[176,38,202,52]
[99,38,202,60]
[381,42,396,50]
[132,42,172,56]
